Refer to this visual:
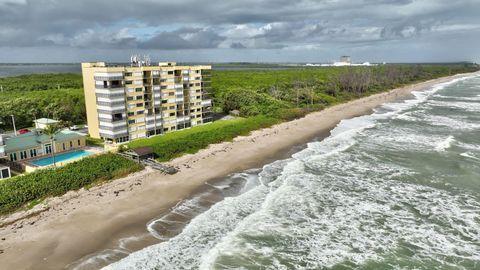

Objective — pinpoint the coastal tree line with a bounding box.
[213,64,479,120]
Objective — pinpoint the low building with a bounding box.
[124,146,154,162]
[0,165,11,179]
[34,118,59,129]
[3,129,86,162]
[340,56,351,64]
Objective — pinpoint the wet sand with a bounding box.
[1,72,477,270]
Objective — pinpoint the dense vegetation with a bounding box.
[210,64,480,119]
[0,153,143,214]
[0,73,85,131]
[0,73,83,92]
[0,88,85,130]
[128,115,279,161]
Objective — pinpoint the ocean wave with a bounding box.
[434,94,480,102]
[199,156,480,269]
[420,114,480,131]
[428,100,480,112]
[460,152,480,161]
[435,136,455,152]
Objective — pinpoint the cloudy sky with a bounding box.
[0,0,479,63]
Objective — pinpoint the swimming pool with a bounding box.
[30,150,94,167]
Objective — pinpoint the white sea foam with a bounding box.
[199,156,480,269]
[428,100,480,112]
[435,136,455,152]
[68,249,130,270]
[434,94,480,102]
[420,114,480,130]
[146,195,207,240]
[460,152,480,161]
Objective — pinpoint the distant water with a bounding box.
[0,64,82,77]
[0,63,298,77]
[78,76,480,270]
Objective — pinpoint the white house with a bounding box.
[34,118,59,129]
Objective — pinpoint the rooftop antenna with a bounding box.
[131,54,140,67]
[144,55,151,66]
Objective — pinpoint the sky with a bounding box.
[0,0,479,63]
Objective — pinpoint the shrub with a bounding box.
[0,153,143,214]
[128,116,279,161]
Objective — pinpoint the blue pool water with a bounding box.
[30,150,94,166]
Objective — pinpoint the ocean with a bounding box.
[0,63,295,77]
[76,75,480,269]
[0,64,81,77]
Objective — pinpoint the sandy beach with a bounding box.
[1,72,477,270]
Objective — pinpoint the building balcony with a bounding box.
[201,100,212,106]
[94,75,124,81]
[95,84,124,89]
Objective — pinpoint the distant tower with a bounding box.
[340,56,351,64]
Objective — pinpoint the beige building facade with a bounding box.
[81,62,212,143]
[2,129,86,162]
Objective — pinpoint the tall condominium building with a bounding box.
[81,61,212,143]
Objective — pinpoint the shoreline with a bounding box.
[1,72,478,269]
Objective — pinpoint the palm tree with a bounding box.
[43,123,62,167]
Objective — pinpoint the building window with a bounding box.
[63,143,66,151]
[45,144,52,154]
[78,140,81,146]
[70,141,73,148]
[128,120,136,124]
[20,151,27,160]
[30,149,37,157]
[113,113,123,121]
[9,153,17,161]
[1,168,10,179]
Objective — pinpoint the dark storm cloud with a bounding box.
[230,42,246,49]
[0,0,479,62]
[139,28,225,50]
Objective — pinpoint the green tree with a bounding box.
[42,122,65,167]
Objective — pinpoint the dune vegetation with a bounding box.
[0,153,143,215]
